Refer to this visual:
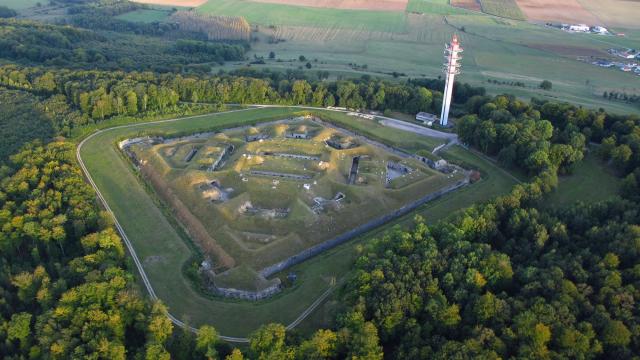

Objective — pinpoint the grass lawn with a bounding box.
[116,8,172,23]
[81,108,518,337]
[198,0,408,32]
[545,151,621,207]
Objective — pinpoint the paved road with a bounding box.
[378,117,458,141]
[76,105,451,342]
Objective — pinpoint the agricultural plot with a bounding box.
[406,0,471,15]
[116,9,173,23]
[577,0,640,29]
[197,0,408,32]
[251,0,409,12]
[515,0,599,25]
[478,0,525,20]
[131,0,208,6]
[451,0,481,11]
[126,116,465,292]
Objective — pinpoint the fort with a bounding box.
[121,115,468,299]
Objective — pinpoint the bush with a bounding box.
[540,80,552,91]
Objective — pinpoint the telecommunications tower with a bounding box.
[440,34,463,127]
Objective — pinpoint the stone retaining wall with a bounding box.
[207,278,282,301]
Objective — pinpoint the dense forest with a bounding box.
[0,19,246,72]
[1,1,639,357]
[0,64,478,143]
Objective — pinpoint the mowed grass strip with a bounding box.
[197,0,408,32]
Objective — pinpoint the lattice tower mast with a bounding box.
[440,34,463,126]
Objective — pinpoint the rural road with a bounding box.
[76,105,453,342]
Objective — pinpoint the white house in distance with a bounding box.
[416,112,438,126]
[591,26,609,35]
[569,24,590,32]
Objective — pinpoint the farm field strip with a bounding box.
[406,0,471,15]
[577,0,640,29]
[515,0,600,25]
[116,8,173,23]
[250,0,409,12]
[197,0,409,32]
[478,0,525,20]
[130,0,208,6]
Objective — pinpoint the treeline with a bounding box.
[603,91,640,105]
[457,93,640,196]
[0,5,17,18]
[0,65,486,136]
[174,39,247,63]
[457,95,587,175]
[64,0,180,37]
[0,142,173,358]
[0,19,246,73]
[343,189,640,358]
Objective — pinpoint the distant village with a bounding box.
[546,23,612,35]
[591,48,640,77]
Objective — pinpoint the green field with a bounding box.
[198,0,408,32]
[188,0,640,115]
[80,108,517,337]
[0,0,41,10]
[228,14,639,114]
[545,151,622,207]
[478,0,525,20]
[116,8,172,23]
[407,0,470,15]
[110,0,640,115]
